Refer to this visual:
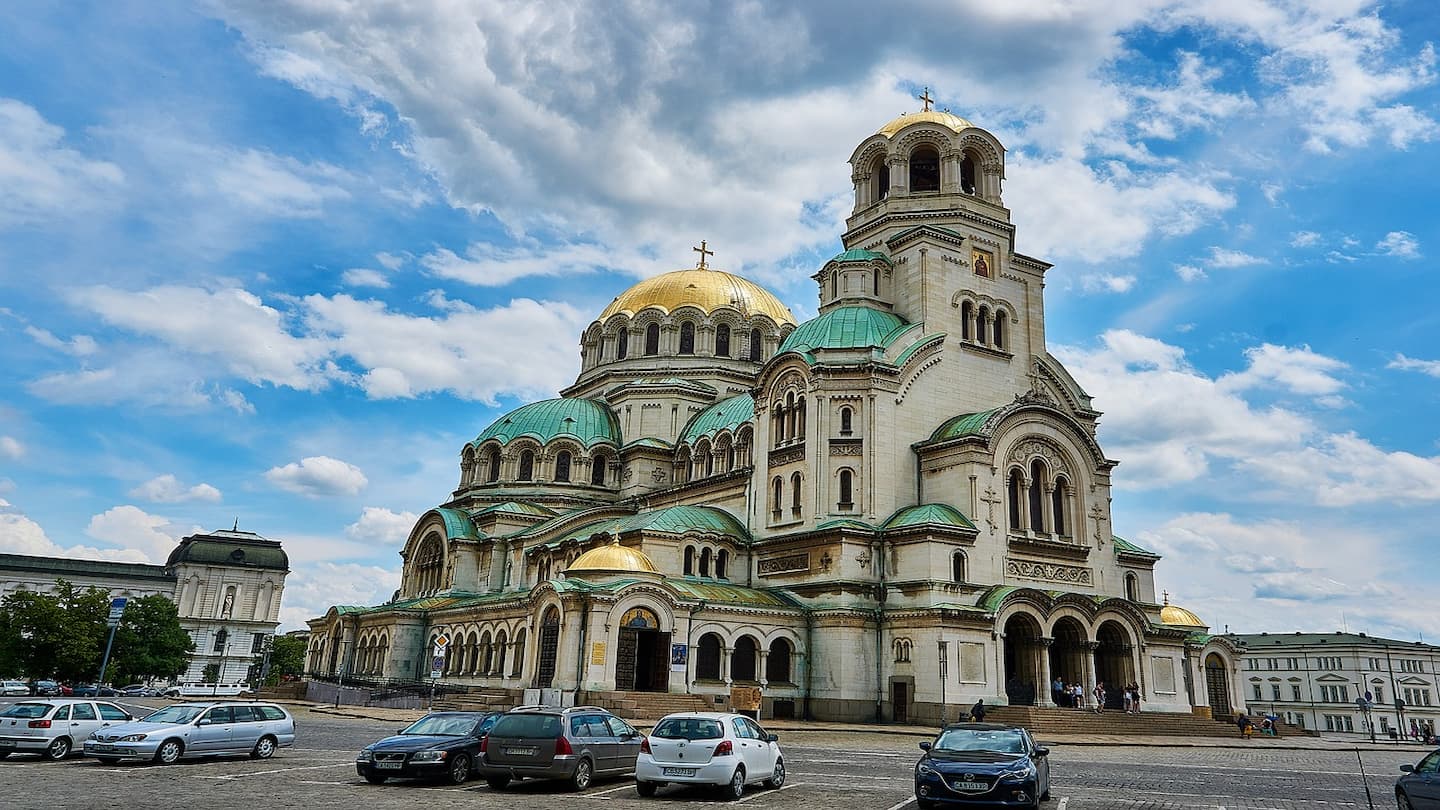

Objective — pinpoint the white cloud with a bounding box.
[204,148,351,219]
[1219,344,1348,397]
[1130,51,1256,140]
[341,268,390,288]
[1240,433,1440,507]
[0,498,152,563]
[25,326,97,356]
[1289,230,1321,248]
[277,561,400,631]
[84,505,194,563]
[1389,354,1440,378]
[1174,264,1206,282]
[0,98,124,228]
[1207,247,1266,268]
[265,455,368,497]
[0,436,23,460]
[1078,273,1137,294]
[344,507,419,546]
[128,474,222,504]
[1375,230,1420,259]
[375,252,406,271]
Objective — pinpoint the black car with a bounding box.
[914,723,1051,809]
[29,680,62,697]
[70,684,120,697]
[1397,748,1440,809]
[356,711,502,785]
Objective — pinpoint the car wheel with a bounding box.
[445,753,471,785]
[153,739,183,765]
[45,737,71,761]
[485,775,511,790]
[763,758,786,789]
[251,736,277,760]
[364,773,388,785]
[569,758,593,791]
[723,766,746,801]
[1398,790,1413,810]
[636,781,658,797]
[0,752,10,760]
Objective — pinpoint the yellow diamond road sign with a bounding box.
[434,633,450,648]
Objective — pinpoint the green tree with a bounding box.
[108,595,194,684]
[266,635,307,685]
[0,581,111,682]
[201,662,220,683]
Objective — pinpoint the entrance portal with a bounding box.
[1048,618,1088,706]
[1205,653,1233,721]
[536,607,560,688]
[1095,621,1134,710]
[614,607,670,692]
[1002,614,1042,706]
[891,681,909,723]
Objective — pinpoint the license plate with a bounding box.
[91,744,115,752]
[375,761,403,770]
[662,767,696,777]
[951,780,988,791]
[503,747,536,756]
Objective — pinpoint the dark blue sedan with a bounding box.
[1397,748,1440,809]
[356,711,502,786]
[914,723,1050,809]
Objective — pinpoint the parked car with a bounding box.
[0,680,31,696]
[0,699,134,760]
[118,684,161,697]
[635,712,786,800]
[355,711,502,785]
[70,684,119,697]
[479,705,642,791]
[913,723,1050,809]
[160,682,249,698]
[82,701,295,764]
[29,681,63,697]
[1397,748,1440,809]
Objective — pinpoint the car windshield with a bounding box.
[934,729,1026,754]
[140,705,206,724]
[491,713,562,739]
[0,703,52,719]
[401,715,478,736]
[651,718,725,740]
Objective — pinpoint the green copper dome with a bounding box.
[680,393,755,445]
[828,248,892,266]
[471,398,622,449]
[778,306,908,357]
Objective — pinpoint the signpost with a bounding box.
[429,634,449,709]
[96,597,127,689]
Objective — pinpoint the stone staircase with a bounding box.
[434,687,528,713]
[985,706,1311,738]
[584,690,718,722]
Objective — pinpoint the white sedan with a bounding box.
[635,712,786,800]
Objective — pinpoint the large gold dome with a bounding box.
[567,540,660,575]
[1160,603,1207,628]
[598,268,795,325]
[877,110,974,138]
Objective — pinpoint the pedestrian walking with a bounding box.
[1122,685,1134,713]
[1132,684,1142,714]
[1092,681,1106,713]
[970,699,987,723]
[1071,683,1085,710]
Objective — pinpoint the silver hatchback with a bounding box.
[82,701,295,764]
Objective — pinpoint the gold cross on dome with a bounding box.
[1163,590,1170,605]
[693,240,714,269]
[918,87,934,112]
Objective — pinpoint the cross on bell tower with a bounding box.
[917,87,934,112]
[693,240,714,270]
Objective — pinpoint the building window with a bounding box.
[683,546,695,576]
[251,633,266,654]
[699,547,712,578]
[839,406,853,435]
[961,301,974,341]
[790,472,802,515]
[1007,468,1023,529]
[1125,573,1139,602]
[952,551,966,584]
[873,156,889,201]
[1271,684,1281,701]
[1051,475,1068,536]
[554,451,572,483]
[1253,684,1262,700]
[518,450,534,481]
[616,327,628,360]
[977,305,990,345]
[644,323,660,355]
[893,638,912,663]
[487,450,501,482]
[715,323,730,357]
[766,638,792,683]
[731,636,758,682]
[838,469,854,507]
[679,321,695,355]
[909,146,940,192]
[716,549,728,579]
[994,311,1007,350]
[696,633,722,680]
[214,628,229,654]
[590,455,607,485]
[1292,684,1302,701]
[961,154,976,194]
[749,328,762,361]
[1028,459,1047,532]
[771,477,783,515]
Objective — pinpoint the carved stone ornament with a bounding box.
[1007,438,1065,472]
[829,441,863,456]
[757,552,810,577]
[768,445,806,467]
[1005,558,1093,585]
[650,468,667,483]
[622,465,634,482]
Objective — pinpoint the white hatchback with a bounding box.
[0,699,135,760]
[635,712,786,800]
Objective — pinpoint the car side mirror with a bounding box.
[919,741,932,751]
[767,733,778,743]
[1400,764,1414,773]
[1033,746,1050,757]
[398,729,407,736]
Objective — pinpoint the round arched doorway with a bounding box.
[1003,614,1043,706]
[1048,617,1088,706]
[536,607,561,689]
[614,606,670,692]
[1094,620,1136,710]
[1205,653,1233,721]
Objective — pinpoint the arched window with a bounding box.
[480,631,494,674]
[796,396,806,437]
[1052,475,1068,536]
[518,450,534,481]
[1125,573,1140,602]
[749,328,762,361]
[715,323,731,357]
[961,301,974,341]
[699,547,712,578]
[839,406,853,435]
[461,446,476,485]
[716,549,728,579]
[767,638,792,683]
[494,630,508,675]
[213,628,228,653]
[772,401,785,446]
[725,445,736,470]
[994,310,1007,350]
[554,451,572,483]
[683,546,695,576]
[679,321,695,354]
[616,327,629,360]
[704,451,714,477]
[590,455,606,485]
[961,154,977,194]
[771,476,783,513]
[511,629,526,677]
[1007,468,1024,530]
[952,551,966,583]
[830,271,838,299]
[839,469,854,507]
[791,472,802,513]
[910,146,940,192]
[1029,460,1048,533]
[873,156,889,202]
[784,392,796,440]
[977,305,990,345]
[487,450,501,482]
[732,636,759,682]
[873,268,880,295]
[644,322,660,355]
[696,633,722,680]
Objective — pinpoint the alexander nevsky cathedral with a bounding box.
[307,102,1247,723]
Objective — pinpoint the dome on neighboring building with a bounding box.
[877,110,974,138]
[471,397,621,448]
[164,529,288,571]
[778,306,908,356]
[597,268,795,325]
[1160,601,1207,628]
[566,539,660,575]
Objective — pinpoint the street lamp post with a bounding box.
[939,641,949,725]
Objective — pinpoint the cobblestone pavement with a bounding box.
[0,702,1427,810]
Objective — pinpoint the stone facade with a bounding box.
[306,107,1244,724]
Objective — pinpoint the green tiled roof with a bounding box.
[433,507,481,540]
[1112,535,1160,558]
[892,332,946,368]
[472,398,621,448]
[474,501,556,519]
[929,408,1003,442]
[681,393,755,444]
[815,518,878,531]
[829,248,893,266]
[778,306,909,357]
[617,377,717,394]
[550,506,749,548]
[667,578,802,609]
[883,503,977,531]
[623,437,674,450]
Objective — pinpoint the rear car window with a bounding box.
[492,713,562,738]
[72,703,97,720]
[652,718,724,740]
[97,704,129,721]
[258,706,287,721]
[0,703,52,719]
[231,706,257,723]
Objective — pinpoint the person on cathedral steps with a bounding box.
[1052,675,1065,707]
[1092,681,1106,713]
[969,699,986,723]
[1236,712,1254,738]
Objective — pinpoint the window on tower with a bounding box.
[715,323,730,357]
[873,156,889,201]
[994,310,1007,350]
[910,146,940,192]
[961,154,977,195]
[590,455,607,485]
[487,450,501,482]
[616,327,628,360]
[644,323,660,355]
[679,321,695,354]
[518,450,535,481]
[838,469,854,508]
[749,328,762,361]
[554,451,572,483]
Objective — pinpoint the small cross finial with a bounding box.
[1163,590,1170,605]
[693,240,714,270]
[918,87,934,112]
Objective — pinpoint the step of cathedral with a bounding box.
[584,690,716,721]
[983,706,1308,738]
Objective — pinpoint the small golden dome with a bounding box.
[567,540,660,575]
[1161,603,1207,628]
[877,110,974,138]
[598,269,795,325]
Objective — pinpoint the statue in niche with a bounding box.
[221,588,235,618]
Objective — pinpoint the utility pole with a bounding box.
[96,597,128,688]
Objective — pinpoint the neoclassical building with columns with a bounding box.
[306,104,1243,723]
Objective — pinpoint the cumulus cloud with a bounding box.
[1375,230,1420,258]
[1174,264,1206,282]
[265,455,368,497]
[1078,273,1137,294]
[0,499,153,563]
[344,507,418,546]
[1389,354,1440,378]
[277,561,400,630]
[1289,231,1321,248]
[1207,247,1266,268]
[1218,344,1348,397]
[84,505,195,562]
[25,326,97,356]
[0,98,124,228]
[127,474,222,504]
[0,436,23,460]
[341,268,390,288]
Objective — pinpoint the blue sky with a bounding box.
[1,1,1437,636]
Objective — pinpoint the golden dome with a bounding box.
[877,110,974,138]
[567,540,660,575]
[598,269,795,325]
[1161,603,1207,628]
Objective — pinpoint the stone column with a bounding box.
[1084,641,1100,698]
[553,608,585,691]
[721,646,733,686]
[757,650,770,690]
[1019,476,1032,531]
[1038,638,1054,707]
[889,156,907,197]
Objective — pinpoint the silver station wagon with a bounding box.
[82,701,295,764]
